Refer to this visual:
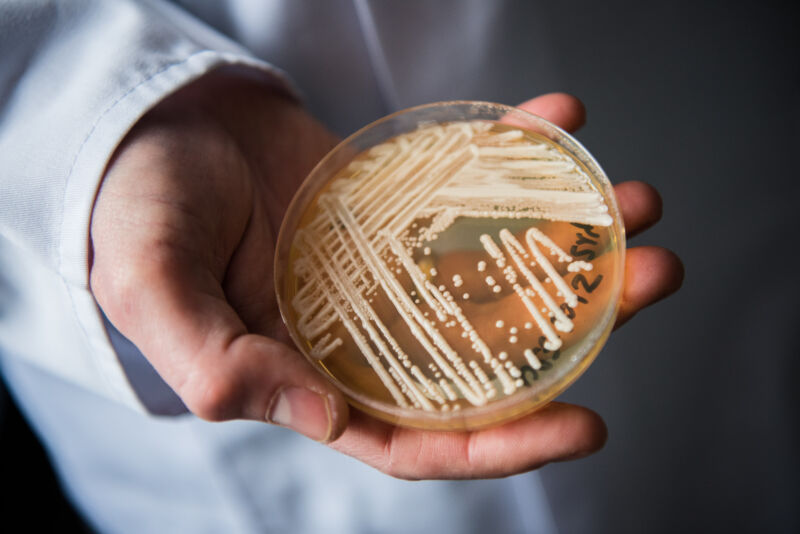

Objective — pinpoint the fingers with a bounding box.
[612,181,683,327]
[517,93,587,133]
[515,96,677,327]
[615,246,684,328]
[607,179,682,330]
[517,96,664,240]
[330,402,606,480]
[518,96,664,240]
[614,181,663,238]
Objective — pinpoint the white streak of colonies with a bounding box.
[291,121,609,410]
[302,231,432,409]
[482,233,563,350]
[387,233,493,375]
[525,228,578,307]
[419,207,612,227]
[296,235,408,407]
[410,366,447,404]
[479,233,504,260]
[524,349,542,370]
[500,229,574,331]
[505,360,523,378]
[327,196,487,406]
[490,357,516,395]
[430,284,494,365]
[383,147,476,237]
[387,234,451,322]
[309,334,343,359]
[567,260,593,272]
[439,379,458,401]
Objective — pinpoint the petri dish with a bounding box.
[274,101,625,430]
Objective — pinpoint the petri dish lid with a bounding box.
[275,101,625,430]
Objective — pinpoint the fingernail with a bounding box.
[267,386,333,442]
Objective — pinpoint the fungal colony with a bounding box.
[287,121,619,413]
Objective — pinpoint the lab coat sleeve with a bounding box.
[0,0,295,411]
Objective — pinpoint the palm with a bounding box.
[91,73,682,479]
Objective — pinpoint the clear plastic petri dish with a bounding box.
[274,101,625,431]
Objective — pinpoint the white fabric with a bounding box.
[0,0,294,410]
[3,353,559,533]
[0,1,559,532]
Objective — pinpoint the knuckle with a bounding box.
[181,371,242,422]
[379,429,423,481]
[380,457,417,481]
[90,259,145,322]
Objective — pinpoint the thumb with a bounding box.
[90,239,349,442]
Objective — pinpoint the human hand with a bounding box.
[328,95,683,478]
[90,71,683,479]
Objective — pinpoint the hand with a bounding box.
[90,71,683,479]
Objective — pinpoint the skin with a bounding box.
[90,71,684,480]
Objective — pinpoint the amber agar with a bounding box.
[274,102,625,430]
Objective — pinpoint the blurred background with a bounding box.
[3,1,798,531]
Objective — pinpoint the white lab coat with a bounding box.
[0,1,557,532]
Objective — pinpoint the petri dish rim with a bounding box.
[274,100,626,430]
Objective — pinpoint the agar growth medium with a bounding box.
[275,102,625,430]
